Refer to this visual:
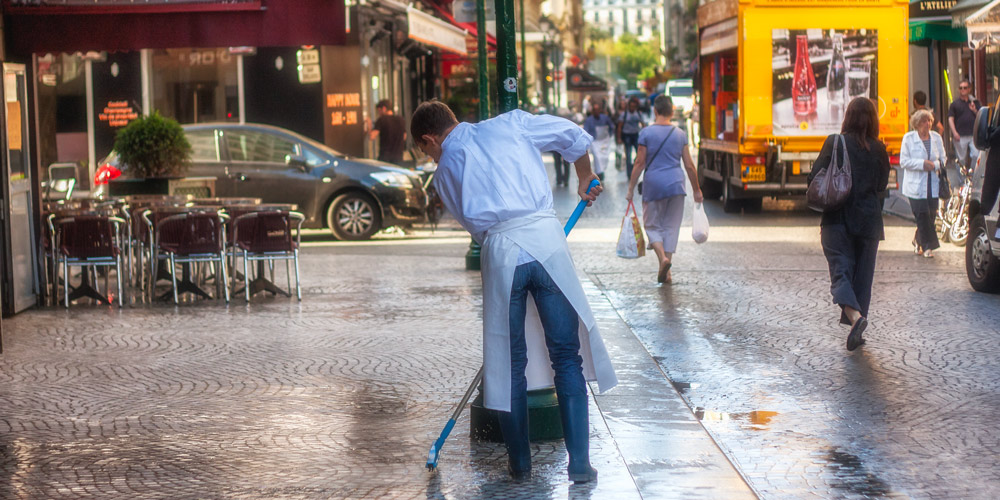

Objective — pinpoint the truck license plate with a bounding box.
[741,165,766,183]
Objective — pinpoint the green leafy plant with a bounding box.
[113,111,192,178]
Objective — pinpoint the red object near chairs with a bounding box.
[231,210,304,301]
[54,215,125,307]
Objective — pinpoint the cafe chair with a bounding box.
[54,215,126,308]
[154,211,230,304]
[231,210,305,301]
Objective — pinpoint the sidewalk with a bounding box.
[0,238,754,499]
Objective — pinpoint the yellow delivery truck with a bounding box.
[695,0,908,212]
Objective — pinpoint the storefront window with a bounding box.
[150,48,239,124]
[35,53,88,188]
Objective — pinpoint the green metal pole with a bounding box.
[495,0,518,113]
[466,0,491,271]
[519,0,526,107]
[470,0,564,444]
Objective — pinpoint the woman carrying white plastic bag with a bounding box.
[625,95,704,284]
[692,202,709,244]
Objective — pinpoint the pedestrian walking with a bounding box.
[583,99,616,181]
[901,109,947,258]
[948,79,981,168]
[625,95,704,284]
[617,97,646,180]
[409,101,618,483]
[367,99,407,164]
[808,97,890,351]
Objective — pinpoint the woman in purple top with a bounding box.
[626,95,704,283]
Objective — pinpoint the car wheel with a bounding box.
[327,192,381,241]
[965,215,1000,293]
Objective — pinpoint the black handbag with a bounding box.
[938,167,951,200]
[807,134,852,212]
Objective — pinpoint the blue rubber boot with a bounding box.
[559,394,598,483]
[498,393,531,481]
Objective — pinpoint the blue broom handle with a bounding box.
[564,179,602,236]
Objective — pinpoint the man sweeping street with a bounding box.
[410,101,618,483]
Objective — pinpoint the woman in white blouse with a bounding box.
[900,109,947,258]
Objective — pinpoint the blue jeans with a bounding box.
[508,261,586,402]
[499,260,588,473]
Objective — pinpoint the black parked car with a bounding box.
[95,123,427,240]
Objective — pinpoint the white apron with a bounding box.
[480,210,618,411]
[592,127,612,176]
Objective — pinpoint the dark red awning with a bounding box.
[4,0,346,55]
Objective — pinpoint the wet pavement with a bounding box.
[2,160,999,498]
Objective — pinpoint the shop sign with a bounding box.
[298,63,321,83]
[98,100,139,127]
[909,0,957,19]
[297,49,320,65]
[326,93,361,127]
[407,7,468,55]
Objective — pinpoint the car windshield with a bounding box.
[669,86,693,97]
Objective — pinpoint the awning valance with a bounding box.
[407,7,468,55]
[910,20,969,43]
[5,0,346,55]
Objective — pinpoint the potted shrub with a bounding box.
[108,111,193,196]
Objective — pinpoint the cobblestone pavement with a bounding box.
[2,160,996,499]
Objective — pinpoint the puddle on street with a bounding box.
[694,408,780,431]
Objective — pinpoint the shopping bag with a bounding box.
[616,201,646,259]
[691,202,709,244]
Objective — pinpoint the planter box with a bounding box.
[108,177,216,198]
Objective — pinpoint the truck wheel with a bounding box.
[699,173,723,200]
[742,197,763,213]
[327,192,382,241]
[722,179,742,213]
[965,215,1000,293]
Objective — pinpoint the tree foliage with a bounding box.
[614,32,662,85]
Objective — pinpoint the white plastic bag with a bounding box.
[692,202,709,244]
[617,201,645,258]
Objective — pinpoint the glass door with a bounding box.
[3,63,38,314]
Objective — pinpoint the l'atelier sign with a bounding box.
[909,0,958,18]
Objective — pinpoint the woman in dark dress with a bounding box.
[808,98,891,351]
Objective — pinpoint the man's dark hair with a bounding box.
[841,97,879,151]
[376,99,392,110]
[653,94,674,118]
[410,100,458,145]
[914,90,927,106]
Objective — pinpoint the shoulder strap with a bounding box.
[645,126,676,169]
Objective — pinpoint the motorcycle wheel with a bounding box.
[949,204,969,246]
